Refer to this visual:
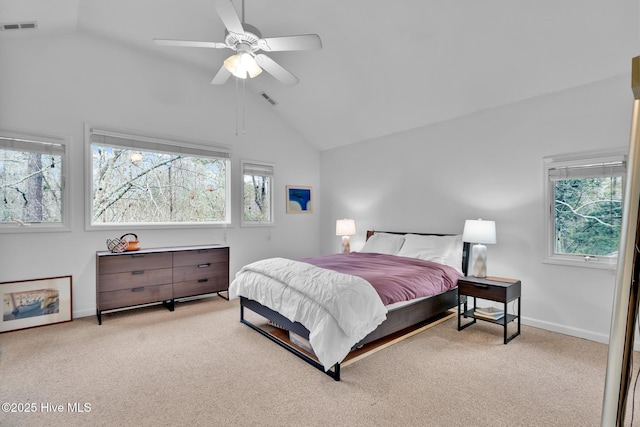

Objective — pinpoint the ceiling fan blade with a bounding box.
[258,34,322,52]
[211,65,232,85]
[255,54,299,86]
[213,0,244,35]
[153,39,227,49]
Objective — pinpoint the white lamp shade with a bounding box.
[336,219,356,236]
[462,219,496,244]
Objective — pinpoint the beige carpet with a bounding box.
[0,296,638,427]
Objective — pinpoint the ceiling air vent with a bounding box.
[260,92,277,106]
[1,21,38,31]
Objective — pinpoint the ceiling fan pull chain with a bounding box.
[235,77,239,136]
[234,77,246,136]
[241,78,246,134]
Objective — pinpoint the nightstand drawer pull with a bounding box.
[198,263,211,268]
[132,270,145,275]
[131,287,145,292]
[198,278,209,283]
[473,284,489,289]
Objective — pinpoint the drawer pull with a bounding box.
[131,254,145,258]
[132,270,145,275]
[198,249,209,254]
[198,278,209,283]
[198,263,211,268]
[473,284,489,289]
[131,287,145,292]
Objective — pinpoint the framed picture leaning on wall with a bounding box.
[1,276,72,333]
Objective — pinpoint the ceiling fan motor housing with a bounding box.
[225,23,261,53]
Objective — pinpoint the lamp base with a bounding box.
[470,243,488,278]
[341,236,351,253]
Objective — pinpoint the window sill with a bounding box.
[86,222,232,232]
[240,222,276,228]
[0,224,71,234]
[543,256,617,271]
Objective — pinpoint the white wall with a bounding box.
[0,31,321,318]
[320,74,633,344]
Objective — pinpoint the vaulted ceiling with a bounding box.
[1,0,639,150]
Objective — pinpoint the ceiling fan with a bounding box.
[153,0,322,86]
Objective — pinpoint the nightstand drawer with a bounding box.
[458,278,521,303]
[458,280,506,301]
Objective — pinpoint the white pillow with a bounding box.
[396,234,463,275]
[360,233,405,255]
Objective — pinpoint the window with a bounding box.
[87,125,230,229]
[241,160,274,226]
[0,131,69,232]
[544,150,626,268]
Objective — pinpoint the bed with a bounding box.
[230,230,470,381]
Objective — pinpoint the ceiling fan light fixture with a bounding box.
[224,52,262,79]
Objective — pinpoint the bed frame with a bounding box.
[239,230,470,381]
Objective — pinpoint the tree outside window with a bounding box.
[545,151,626,268]
[0,133,67,231]
[88,126,230,228]
[242,160,274,226]
[553,176,622,256]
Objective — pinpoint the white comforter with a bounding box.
[229,257,388,370]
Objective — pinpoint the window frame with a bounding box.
[85,124,231,231]
[0,130,70,234]
[543,149,627,269]
[240,159,275,227]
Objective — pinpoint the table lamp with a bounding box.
[336,219,356,253]
[462,219,497,278]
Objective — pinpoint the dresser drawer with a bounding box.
[99,283,173,311]
[172,247,229,268]
[172,262,229,283]
[173,277,228,299]
[99,268,173,292]
[98,252,172,275]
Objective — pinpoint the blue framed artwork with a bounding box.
[286,185,313,214]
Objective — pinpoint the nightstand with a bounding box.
[457,276,521,344]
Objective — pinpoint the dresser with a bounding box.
[96,244,229,324]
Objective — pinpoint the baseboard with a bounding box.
[522,316,640,352]
[519,316,640,352]
[522,316,610,344]
[73,308,96,319]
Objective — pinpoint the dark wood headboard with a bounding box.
[366,230,470,276]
